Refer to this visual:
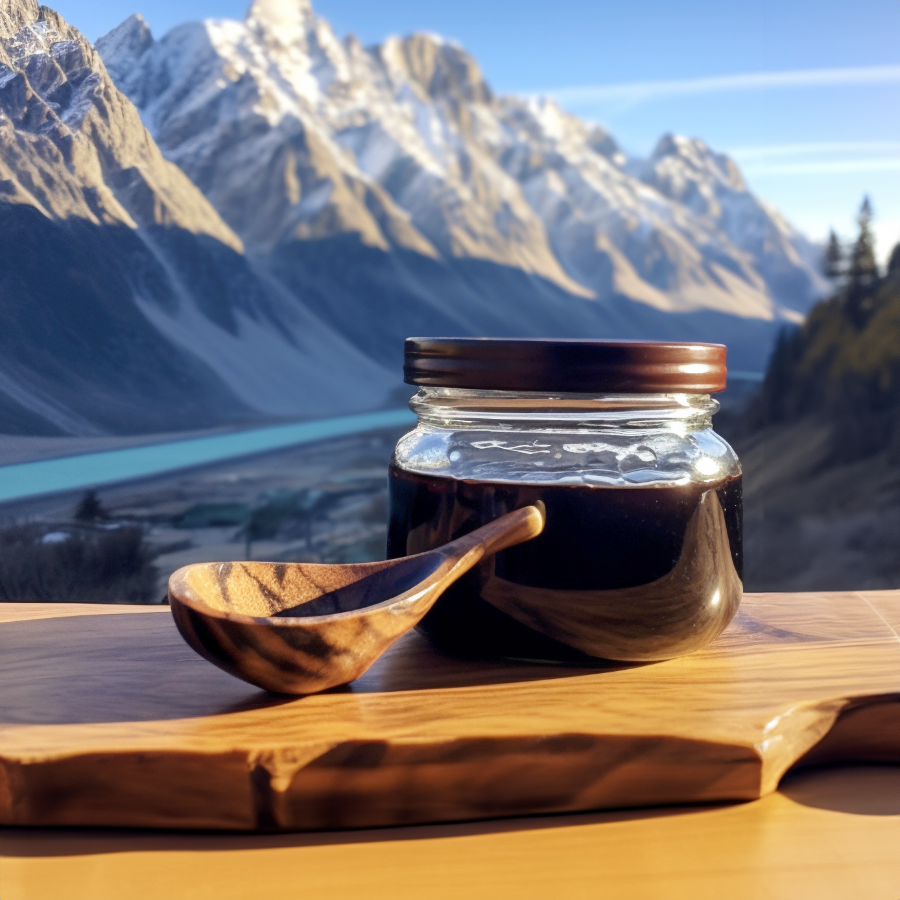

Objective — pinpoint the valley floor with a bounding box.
[0,427,405,602]
[1,420,896,604]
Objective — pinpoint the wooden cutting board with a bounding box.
[0,591,897,831]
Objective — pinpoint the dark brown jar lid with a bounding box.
[404,338,727,393]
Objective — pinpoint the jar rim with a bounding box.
[410,388,720,432]
[404,338,727,394]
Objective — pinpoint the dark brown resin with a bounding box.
[387,465,743,662]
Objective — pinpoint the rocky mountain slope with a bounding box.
[0,0,827,436]
[0,0,394,434]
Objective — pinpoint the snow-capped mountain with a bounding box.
[98,0,826,324]
[0,0,827,435]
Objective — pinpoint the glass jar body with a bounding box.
[387,388,743,663]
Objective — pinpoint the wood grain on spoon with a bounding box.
[168,505,544,694]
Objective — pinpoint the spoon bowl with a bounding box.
[169,505,544,694]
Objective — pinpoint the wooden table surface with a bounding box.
[2,765,898,900]
[0,595,897,898]
[1,594,898,830]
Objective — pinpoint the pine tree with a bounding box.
[848,196,878,288]
[846,196,879,327]
[74,489,105,522]
[823,229,843,280]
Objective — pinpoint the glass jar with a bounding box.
[387,338,743,663]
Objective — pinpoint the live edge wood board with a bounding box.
[0,591,897,831]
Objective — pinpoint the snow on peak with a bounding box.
[245,0,314,42]
[0,0,100,128]
[651,133,745,191]
[0,0,40,39]
[102,11,151,43]
[95,13,153,84]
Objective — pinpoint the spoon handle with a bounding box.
[439,504,545,570]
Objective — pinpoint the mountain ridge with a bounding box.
[1,0,828,437]
[97,0,826,322]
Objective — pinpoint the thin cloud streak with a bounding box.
[549,65,900,107]
[730,141,900,160]
[742,158,900,176]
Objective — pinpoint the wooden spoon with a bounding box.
[168,505,544,694]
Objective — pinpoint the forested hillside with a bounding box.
[723,205,899,591]
[753,220,900,462]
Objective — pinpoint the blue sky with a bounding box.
[60,0,900,260]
